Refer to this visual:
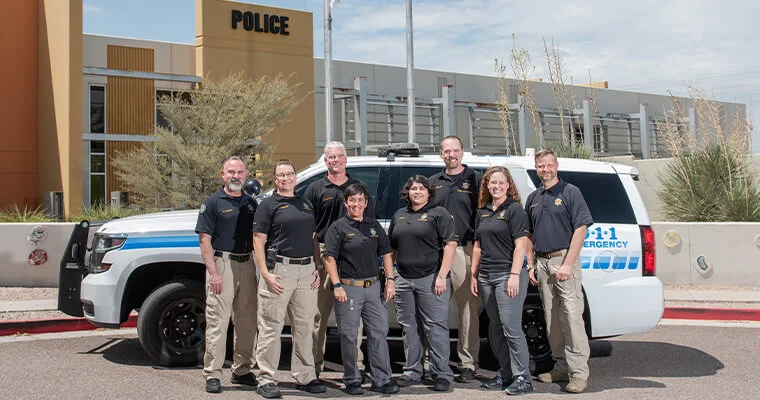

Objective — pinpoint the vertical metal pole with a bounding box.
[688,107,697,145]
[354,76,367,155]
[517,95,527,155]
[441,84,455,139]
[640,103,650,159]
[324,0,333,142]
[583,99,593,152]
[406,0,415,143]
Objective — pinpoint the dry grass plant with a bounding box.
[0,204,54,223]
[112,72,303,209]
[657,87,759,222]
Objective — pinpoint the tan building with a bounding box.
[2,0,315,215]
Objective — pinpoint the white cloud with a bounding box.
[83,3,105,14]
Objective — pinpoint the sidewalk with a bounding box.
[1,285,759,335]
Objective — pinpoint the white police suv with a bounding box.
[58,146,663,371]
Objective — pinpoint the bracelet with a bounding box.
[527,264,535,272]
[386,276,396,281]
[437,275,446,280]
[510,272,520,276]
[333,282,343,288]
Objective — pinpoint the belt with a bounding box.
[275,255,312,265]
[339,276,379,288]
[535,250,565,259]
[214,251,251,262]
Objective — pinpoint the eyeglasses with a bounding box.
[326,154,347,160]
[275,172,296,178]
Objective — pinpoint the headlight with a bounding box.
[89,233,127,273]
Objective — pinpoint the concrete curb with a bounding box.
[0,314,137,336]
[2,307,760,337]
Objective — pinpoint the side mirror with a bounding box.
[243,178,262,196]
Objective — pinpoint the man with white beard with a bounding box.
[196,156,259,394]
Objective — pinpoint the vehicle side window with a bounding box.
[295,173,326,197]
[527,170,637,224]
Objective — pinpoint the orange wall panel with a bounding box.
[0,1,38,208]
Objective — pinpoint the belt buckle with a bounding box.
[363,280,372,288]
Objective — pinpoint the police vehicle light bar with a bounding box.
[374,143,421,158]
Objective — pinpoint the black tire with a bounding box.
[523,294,554,375]
[137,280,206,367]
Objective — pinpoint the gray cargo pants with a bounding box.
[394,272,453,383]
[478,269,530,381]
[333,281,392,387]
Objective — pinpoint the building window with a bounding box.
[90,85,105,133]
[156,89,192,131]
[90,140,106,206]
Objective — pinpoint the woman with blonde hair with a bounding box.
[470,166,533,395]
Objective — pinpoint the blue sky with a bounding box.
[84,0,760,153]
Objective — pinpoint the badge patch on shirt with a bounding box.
[347,233,356,237]
[435,185,443,189]
[323,196,334,201]
[555,198,563,206]
[279,205,289,209]
[419,213,428,221]
[221,208,234,214]
[462,181,470,190]
[370,228,377,237]
[498,210,506,219]
[199,204,206,214]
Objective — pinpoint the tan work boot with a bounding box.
[566,377,588,393]
[537,369,569,383]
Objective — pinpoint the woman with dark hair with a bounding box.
[469,166,533,395]
[323,183,399,395]
[253,159,324,399]
[388,175,457,392]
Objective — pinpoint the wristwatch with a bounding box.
[333,282,343,288]
[386,276,396,281]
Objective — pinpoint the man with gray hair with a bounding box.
[195,156,259,394]
[304,141,375,382]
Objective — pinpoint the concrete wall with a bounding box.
[652,222,760,287]
[0,223,75,287]
[605,154,760,221]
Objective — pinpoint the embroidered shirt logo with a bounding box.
[419,213,428,221]
[555,198,563,206]
[370,228,377,237]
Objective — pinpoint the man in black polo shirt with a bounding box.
[428,135,481,382]
[195,156,259,394]
[304,141,375,381]
[525,149,593,394]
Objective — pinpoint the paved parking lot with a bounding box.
[1,322,758,399]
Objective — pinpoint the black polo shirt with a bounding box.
[429,165,481,245]
[388,202,456,279]
[303,175,376,243]
[474,199,530,273]
[195,188,258,253]
[253,193,316,258]
[525,180,593,253]
[323,216,391,279]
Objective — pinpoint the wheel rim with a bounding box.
[523,302,552,362]
[157,298,206,355]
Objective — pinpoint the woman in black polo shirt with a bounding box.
[252,159,324,398]
[470,166,532,395]
[388,175,457,392]
[323,183,399,396]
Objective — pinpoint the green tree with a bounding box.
[112,73,303,209]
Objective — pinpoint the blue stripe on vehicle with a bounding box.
[580,256,592,269]
[120,235,199,250]
[627,255,640,270]
[612,256,627,270]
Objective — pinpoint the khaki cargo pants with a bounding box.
[450,243,480,370]
[203,252,258,380]
[257,257,319,386]
[536,249,590,380]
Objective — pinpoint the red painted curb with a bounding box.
[663,307,760,322]
[0,314,137,336]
